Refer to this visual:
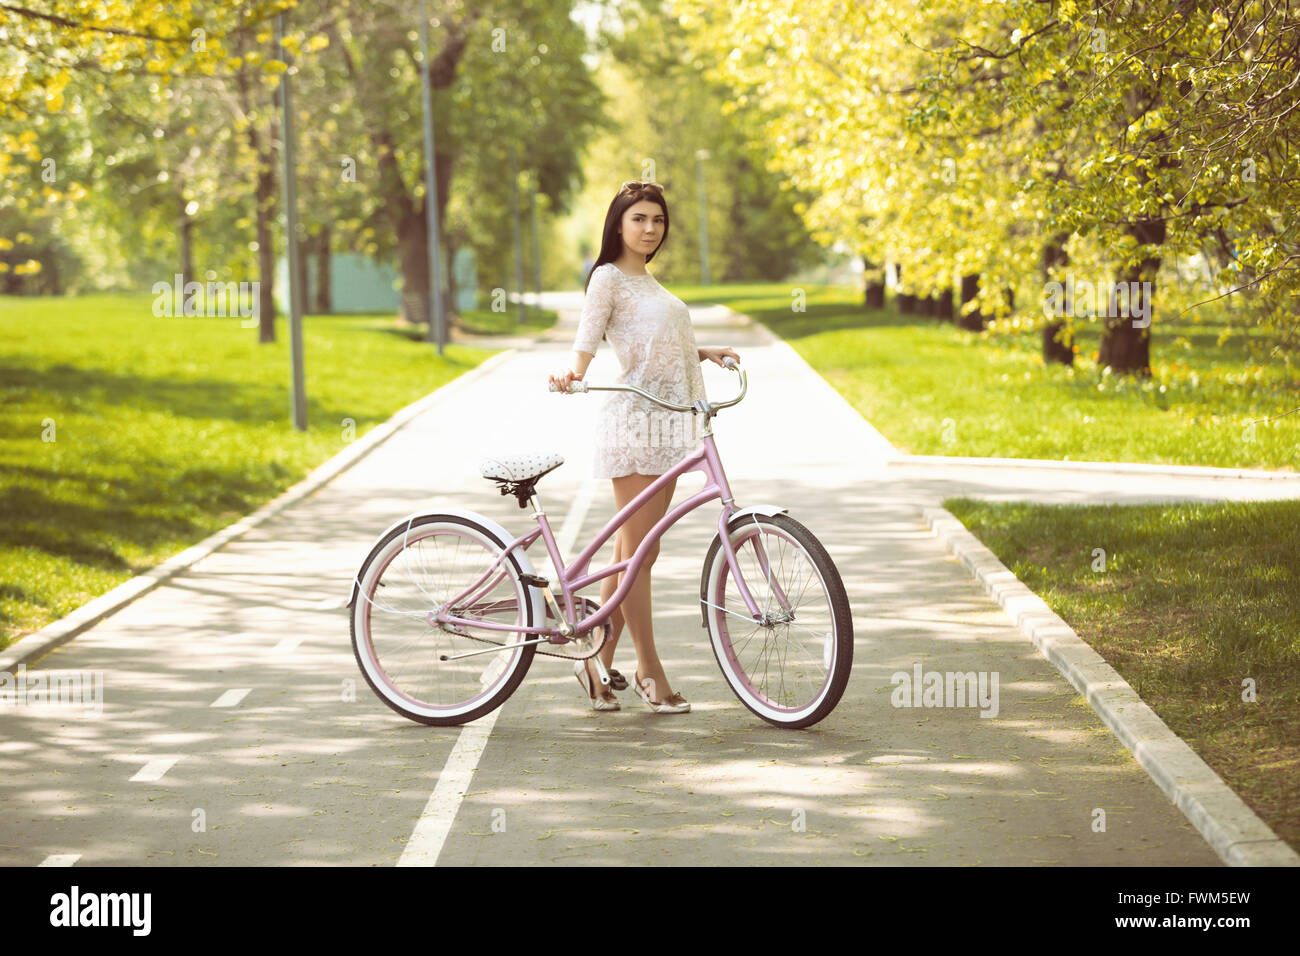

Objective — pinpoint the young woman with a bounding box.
[548,180,740,714]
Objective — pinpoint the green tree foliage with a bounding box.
[1,1,296,287]
[676,0,1300,372]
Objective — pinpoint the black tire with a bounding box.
[700,512,853,729]
[350,513,536,726]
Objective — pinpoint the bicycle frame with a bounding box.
[429,430,792,642]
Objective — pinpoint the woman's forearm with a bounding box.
[572,350,594,377]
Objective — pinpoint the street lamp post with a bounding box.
[696,148,710,286]
[277,11,308,431]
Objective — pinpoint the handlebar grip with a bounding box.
[723,356,739,369]
[548,379,588,393]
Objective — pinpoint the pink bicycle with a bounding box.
[348,357,853,729]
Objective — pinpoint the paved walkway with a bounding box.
[4,289,1292,865]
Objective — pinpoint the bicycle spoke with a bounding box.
[711,519,839,715]
[355,520,531,718]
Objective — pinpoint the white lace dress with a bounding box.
[572,262,707,478]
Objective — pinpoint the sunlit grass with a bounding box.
[0,293,507,648]
[686,282,1299,470]
[945,496,1300,852]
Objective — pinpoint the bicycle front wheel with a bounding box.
[700,512,853,729]
[350,513,536,726]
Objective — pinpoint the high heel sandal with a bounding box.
[574,660,620,711]
[633,671,690,714]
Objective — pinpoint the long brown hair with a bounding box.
[583,181,670,294]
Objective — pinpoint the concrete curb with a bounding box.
[0,348,520,673]
[898,455,1299,481]
[923,504,1300,867]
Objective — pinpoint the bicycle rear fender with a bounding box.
[699,504,789,627]
[347,508,546,627]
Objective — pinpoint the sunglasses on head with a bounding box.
[621,180,664,194]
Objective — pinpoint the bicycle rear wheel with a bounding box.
[350,513,536,726]
[700,512,853,728]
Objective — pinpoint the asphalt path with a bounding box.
[0,294,1245,865]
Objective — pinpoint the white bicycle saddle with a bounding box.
[479,452,565,484]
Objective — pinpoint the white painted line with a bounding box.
[558,478,598,554]
[270,636,305,656]
[397,477,597,867]
[39,854,80,867]
[211,689,251,708]
[130,757,182,783]
[397,714,499,867]
[923,505,1300,867]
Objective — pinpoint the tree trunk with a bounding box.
[863,255,885,308]
[936,287,953,321]
[1099,218,1164,375]
[330,12,470,343]
[895,265,916,313]
[396,163,457,340]
[295,230,309,317]
[397,207,431,329]
[236,52,277,343]
[958,273,984,330]
[313,226,331,313]
[1041,232,1072,365]
[253,141,276,343]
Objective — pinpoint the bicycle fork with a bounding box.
[706,508,797,628]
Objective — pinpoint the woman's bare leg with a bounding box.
[586,472,679,701]
[583,531,626,700]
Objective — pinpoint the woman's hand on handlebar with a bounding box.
[700,346,741,368]
[548,368,582,393]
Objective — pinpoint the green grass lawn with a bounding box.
[0,293,536,649]
[456,304,557,336]
[679,282,1299,470]
[943,496,1300,852]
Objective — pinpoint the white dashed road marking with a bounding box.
[210,689,251,708]
[270,635,306,655]
[129,757,182,782]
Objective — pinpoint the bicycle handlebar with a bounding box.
[548,356,746,414]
